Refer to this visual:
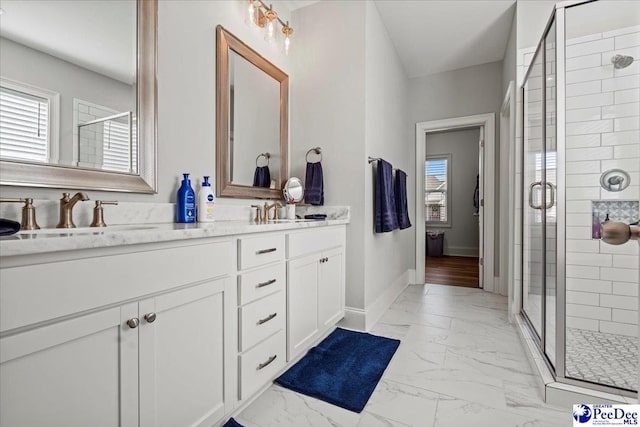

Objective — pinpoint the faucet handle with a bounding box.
[90,200,119,228]
[0,198,40,230]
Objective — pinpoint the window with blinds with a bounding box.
[102,116,137,173]
[0,85,50,163]
[425,155,450,225]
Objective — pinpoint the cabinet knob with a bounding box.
[127,317,139,329]
[144,312,157,323]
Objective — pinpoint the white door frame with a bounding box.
[415,113,496,292]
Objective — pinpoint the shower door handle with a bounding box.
[528,181,543,210]
[545,182,555,209]
[601,222,640,245]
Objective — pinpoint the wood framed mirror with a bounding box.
[0,0,157,193]
[216,25,288,199]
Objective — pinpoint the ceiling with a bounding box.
[0,0,136,84]
[286,0,517,79]
[374,1,516,78]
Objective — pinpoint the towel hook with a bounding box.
[305,147,322,163]
[256,152,271,167]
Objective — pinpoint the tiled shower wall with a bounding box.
[564,25,639,337]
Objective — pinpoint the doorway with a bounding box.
[424,127,481,287]
[415,113,496,292]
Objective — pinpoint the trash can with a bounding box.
[426,232,444,257]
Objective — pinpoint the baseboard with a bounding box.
[340,307,366,331]
[444,246,479,257]
[340,269,413,332]
[364,269,412,330]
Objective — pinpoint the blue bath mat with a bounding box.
[222,417,244,427]
[275,327,400,413]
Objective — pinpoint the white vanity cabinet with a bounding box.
[0,239,234,427]
[138,279,229,427]
[286,226,345,361]
[0,304,137,427]
[236,234,287,400]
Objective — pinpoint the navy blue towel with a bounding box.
[304,162,324,205]
[375,159,398,233]
[253,166,271,188]
[0,219,20,236]
[394,169,412,230]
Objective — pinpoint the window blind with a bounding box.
[102,117,137,173]
[0,86,49,163]
[425,158,448,222]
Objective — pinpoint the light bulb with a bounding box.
[284,34,291,55]
[266,20,275,43]
[263,5,277,44]
[246,1,255,27]
[282,23,293,55]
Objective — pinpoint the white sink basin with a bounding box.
[19,224,159,235]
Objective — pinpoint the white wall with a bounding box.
[291,1,412,326]
[502,6,517,94]
[362,1,413,322]
[408,61,504,125]
[0,37,135,166]
[290,1,367,311]
[426,128,480,257]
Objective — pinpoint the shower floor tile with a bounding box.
[566,327,638,391]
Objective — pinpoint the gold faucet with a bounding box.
[264,202,281,222]
[0,198,40,230]
[56,192,90,228]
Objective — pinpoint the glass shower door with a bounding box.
[544,20,557,367]
[522,48,545,339]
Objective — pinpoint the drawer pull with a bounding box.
[256,247,277,255]
[126,318,139,329]
[256,278,277,288]
[257,354,277,370]
[257,312,277,325]
[144,312,157,323]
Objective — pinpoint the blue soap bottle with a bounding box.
[176,173,196,223]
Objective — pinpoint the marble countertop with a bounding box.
[0,218,349,257]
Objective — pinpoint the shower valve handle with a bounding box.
[600,222,640,246]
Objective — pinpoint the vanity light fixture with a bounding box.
[246,0,293,54]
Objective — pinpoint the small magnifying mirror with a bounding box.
[283,177,304,203]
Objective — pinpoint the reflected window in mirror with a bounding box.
[0,78,60,164]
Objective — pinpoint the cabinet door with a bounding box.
[0,305,139,427]
[287,253,319,361]
[318,248,345,329]
[139,279,229,427]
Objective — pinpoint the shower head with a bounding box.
[611,54,634,69]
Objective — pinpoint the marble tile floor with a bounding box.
[235,284,572,427]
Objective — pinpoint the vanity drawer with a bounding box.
[287,226,345,259]
[238,262,285,305]
[239,330,286,400]
[239,290,285,352]
[0,240,232,333]
[238,234,285,270]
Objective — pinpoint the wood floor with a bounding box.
[425,256,479,287]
